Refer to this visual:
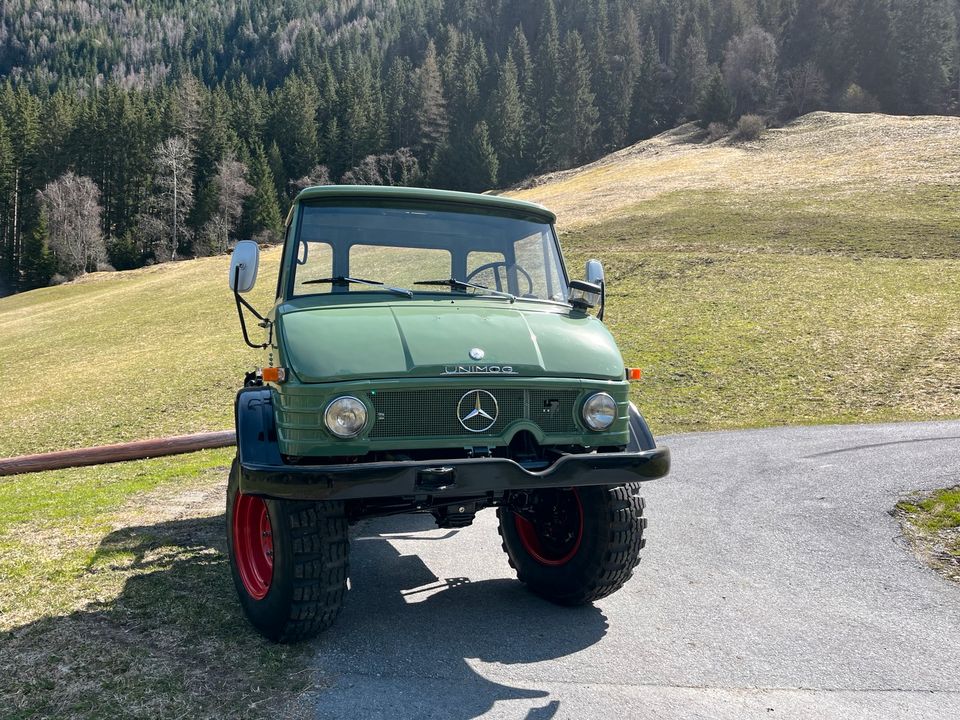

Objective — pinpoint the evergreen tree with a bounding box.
[0,111,14,293]
[231,76,266,149]
[448,32,487,136]
[20,212,55,290]
[586,0,615,150]
[676,20,711,116]
[385,56,416,148]
[466,120,499,190]
[334,59,383,174]
[191,88,234,233]
[270,74,320,181]
[243,142,283,241]
[697,66,735,125]
[895,0,954,113]
[508,25,538,178]
[3,86,40,288]
[607,6,642,148]
[851,0,898,111]
[490,51,526,184]
[415,41,449,165]
[533,0,561,168]
[546,31,599,169]
[630,30,680,140]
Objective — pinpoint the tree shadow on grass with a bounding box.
[1,512,607,720]
[0,512,311,720]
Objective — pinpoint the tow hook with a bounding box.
[416,466,456,491]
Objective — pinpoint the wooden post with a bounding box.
[0,431,237,477]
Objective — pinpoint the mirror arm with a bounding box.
[597,280,605,322]
[233,265,270,350]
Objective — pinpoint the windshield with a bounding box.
[288,202,568,303]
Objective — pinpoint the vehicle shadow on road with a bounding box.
[309,513,610,720]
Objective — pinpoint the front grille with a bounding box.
[368,388,581,439]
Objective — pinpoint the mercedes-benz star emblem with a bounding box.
[469,347,485,360]
[457,390,499,433]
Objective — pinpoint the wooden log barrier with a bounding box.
[0,430,237,477]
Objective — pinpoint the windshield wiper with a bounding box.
[413,278,515,302]
[302,276,413,298]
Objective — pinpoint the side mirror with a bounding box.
[581,259,606,321]
[568,280,602,310]
[585,259,604,285]
[229,240,260,294]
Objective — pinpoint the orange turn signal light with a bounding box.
[626,367,642,381]
[261,367,286,383]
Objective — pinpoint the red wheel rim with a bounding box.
[514,489,584,566]
[232,492,274,600]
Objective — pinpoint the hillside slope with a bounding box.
[0,251,280,457]
[512,112,960,258]
[2,112,960,459]
[507,111,960,432]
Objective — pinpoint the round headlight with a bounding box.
[324,396,367,438]
[582,392,617,431]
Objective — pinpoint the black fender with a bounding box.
[626,402,657,452]
[235,387,284,468]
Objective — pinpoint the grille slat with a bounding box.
[368,388,580,439]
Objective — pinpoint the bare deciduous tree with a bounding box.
[38,172,105,275]
[783,62,825,117]
[289,164,333,195]
[723,26,779,116]
[152,136,194,260]
[340,149,421,186]
[201,158,253,255]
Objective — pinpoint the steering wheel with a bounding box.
[466,262,535,296]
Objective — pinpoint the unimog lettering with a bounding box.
[443,364,517,375]
[226,186,670,643]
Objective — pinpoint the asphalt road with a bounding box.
[300,422,960,719]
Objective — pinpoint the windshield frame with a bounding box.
[281,198,571,306]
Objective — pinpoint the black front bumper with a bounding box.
[238,447,670,501]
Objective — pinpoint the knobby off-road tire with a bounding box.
[226,459,349,643]
[497,485,646,605]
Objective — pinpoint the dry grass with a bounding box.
[507,112,960,434]
[510,113,960,230]
[0,451,322,719]
[0,250,281,457]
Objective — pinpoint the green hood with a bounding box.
[277,302,625,383]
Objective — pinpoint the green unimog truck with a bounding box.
[227,186,670,642]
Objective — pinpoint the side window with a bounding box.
[276,224,293,299]
[466,251,508,291]
[291,240,334,296]
[514,232,563,300]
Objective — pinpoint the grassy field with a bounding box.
[0,450,319,719]
[2,111,960,717]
